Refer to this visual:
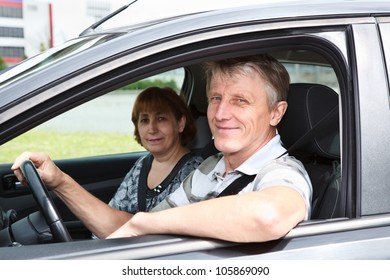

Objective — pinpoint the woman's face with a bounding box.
[137,111,185,156]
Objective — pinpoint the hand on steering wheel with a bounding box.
[20,160,72,243]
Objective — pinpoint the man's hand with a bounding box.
[11,151,65,190]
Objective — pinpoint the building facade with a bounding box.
[0,0,115,67]
[0,0,53,66]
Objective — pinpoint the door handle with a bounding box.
[2,174,24,190]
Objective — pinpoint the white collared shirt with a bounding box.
[153,135,313,220]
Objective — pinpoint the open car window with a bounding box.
[0,69,185,162]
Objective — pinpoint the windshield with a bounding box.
[0,33,121,89]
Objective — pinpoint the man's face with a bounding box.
[207,71,282,164]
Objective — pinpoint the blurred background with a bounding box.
[0,0,284,70]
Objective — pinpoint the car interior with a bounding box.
[0,47,344,247]
[277,82,341,219]
[187,52,342,221]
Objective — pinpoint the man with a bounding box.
[107,54,312,242]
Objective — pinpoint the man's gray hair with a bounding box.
[204,54,290,109]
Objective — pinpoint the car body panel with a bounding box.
[352,23,390,215]
[2,216,390,260]
[1,0,390,259]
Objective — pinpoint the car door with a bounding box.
[0,10,353,253]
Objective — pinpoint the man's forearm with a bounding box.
[111,187,305,242]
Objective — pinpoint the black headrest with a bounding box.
[277,83,340,159]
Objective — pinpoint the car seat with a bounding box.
[189,105,220,159]
[277,83,342,219]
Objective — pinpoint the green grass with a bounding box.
[0,130,145,164]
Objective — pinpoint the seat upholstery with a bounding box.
[277,83,342,219]
[188,106,220,159]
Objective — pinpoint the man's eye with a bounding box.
[209,96,221,103]
[233,98,248,105]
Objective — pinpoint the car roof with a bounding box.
[1,0,389,122]
[97,0,390,35]
[2,0,388,87]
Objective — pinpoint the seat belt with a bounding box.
[280,104,339,157]
[217,174,256,197]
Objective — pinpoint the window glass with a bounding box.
[0,6,23,18]
[272,49,340,93]
[0,68,185,163]
[283,63,339,93]
[0,34,121,90]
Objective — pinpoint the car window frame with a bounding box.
[3,18,369,246]
[5,13,390,259]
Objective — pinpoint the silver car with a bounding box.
[1,0,390,260]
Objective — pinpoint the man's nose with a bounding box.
[214,100,231,120]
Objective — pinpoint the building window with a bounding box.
[0,46,25,58]
[0,26,24,38]
[0,6,23,18]
[87,0,110,21]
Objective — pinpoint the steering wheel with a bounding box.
[20,160,72,243]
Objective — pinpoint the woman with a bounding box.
[109,86,203,213]
[12,86,203,238]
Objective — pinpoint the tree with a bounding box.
[0,56,7,71]
[39,42,47,52]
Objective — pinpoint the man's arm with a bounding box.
[12,152,132,239]
[107,186,306,242]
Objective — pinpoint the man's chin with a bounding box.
[214,141,241,154]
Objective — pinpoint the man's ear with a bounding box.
[270,101,288,126]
